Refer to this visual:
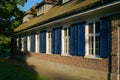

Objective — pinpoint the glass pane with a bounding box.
[89,23,93,34]
[89,36,93,43]
[89,36,94,47]
[95,36,100,48]
[95,36,100,56]
[95,36,100,42]
[89,36,94,55]
[89,49,93,55]
[95,22,100,33]
[95,49,100,55]
[96,42,100,48]
[64,39,67,53]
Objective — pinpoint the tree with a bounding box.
[0,0,27,55]
[0,0,27,36]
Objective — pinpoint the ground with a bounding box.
[0,56,89,80]
[0,58,48,80]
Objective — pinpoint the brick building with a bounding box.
[12,0,120,80]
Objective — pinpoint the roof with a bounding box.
[14,0,101,32]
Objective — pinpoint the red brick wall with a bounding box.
[26,53,109,72]
[111,14,120,73]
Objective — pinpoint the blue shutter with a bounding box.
[24,36,27,51]
[78,22,85,56]
[30,35,32,52]
[33,34,35,52]
[70,25,77,55]
[55,29,57,53]
[100,16,111,58]
[52,29,55,54]
[19,38,22,51]
[40,31,46,53]
[56,28,62,54]
[43,31,46,53]
[39,32,41,52]
[40,32,42,52]
[52,28,62,54]
[31,33,35,52]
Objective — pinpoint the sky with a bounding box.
[23,0,42,11]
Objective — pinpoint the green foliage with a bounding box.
[0,60,48,80]
[0,0,27,36]
[0,35,10,45]
[0,35,11,54]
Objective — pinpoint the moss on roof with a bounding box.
[14,0,100,32]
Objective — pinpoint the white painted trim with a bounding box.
[21,37,24,51]
[85,24,89,56]
[84,56,102,60]
[27,35,30,52]
[35,33,39,53]
[16,38,19,50]
[46,31,52,54]
[15,1,120,34]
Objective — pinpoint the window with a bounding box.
[62,0,70,4]
[86,21,100,57]
[37,6,44,16]
[35,33,39,53]
[24,36,27,52]
[27,35,31,52]
[21,37,24,51]
[47,31,52,53]
[16,38,19,50]
[63,27,71,54]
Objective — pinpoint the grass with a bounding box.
[0,59,48,80]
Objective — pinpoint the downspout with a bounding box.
[117,25,120,80]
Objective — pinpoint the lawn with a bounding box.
[0,59,48,80]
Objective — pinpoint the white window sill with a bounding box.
[46,53,52,55]
[84,56,102,60]
[61,54,72,57]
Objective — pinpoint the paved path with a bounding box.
[24,57,90,80]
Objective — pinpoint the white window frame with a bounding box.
[16,38,19,50]
[37,6,44,16]
[62,25,71,56]
[21,37,24,52]
[85,20,101,58]
[46,30,52,54]
[27,35,31,52]
[35,32,39,53]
